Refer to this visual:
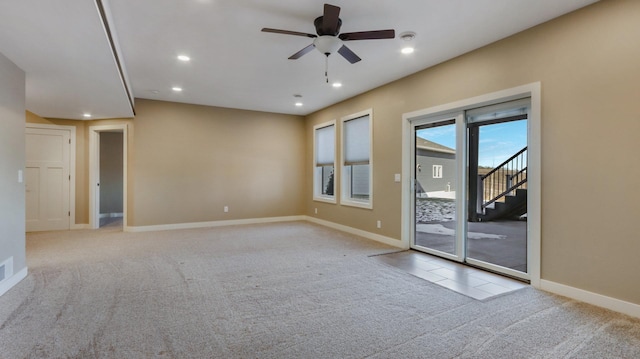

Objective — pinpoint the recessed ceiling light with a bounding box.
[295,102,303,107]
[172,87,183,92]
[332,82,342,88]
[177,55,190,62]
[83,113,92,118]
[401,47,415,54]
[399,31,417,41]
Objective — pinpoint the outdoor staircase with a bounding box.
[481,188,527,221]
[476,146,528,222]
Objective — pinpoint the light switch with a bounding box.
[394,173,401,182]
[18,170,23,183]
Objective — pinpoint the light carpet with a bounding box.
[1,221,639,358]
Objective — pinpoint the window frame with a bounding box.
[340,109,373,209]
[432,164,443,179]
[313,120,337,203]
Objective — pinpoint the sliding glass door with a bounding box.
[411,99,531,280]
[466,112,528,278]
[412,114,465,262]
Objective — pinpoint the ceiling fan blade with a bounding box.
[289,44,316,60]
[339,29,395,41]
[338,45,361,64]
[262,28,317,38]
[322,4,341,35]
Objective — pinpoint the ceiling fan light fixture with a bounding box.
[314,36,342,55]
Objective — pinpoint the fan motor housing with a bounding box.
[314,16,342,36]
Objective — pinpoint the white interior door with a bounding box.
[25,128,70,232]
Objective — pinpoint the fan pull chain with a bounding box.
[325,54,329,83]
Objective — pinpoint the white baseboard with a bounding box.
[0,267,28,297]
[304,216,406,249]
[541,279,640,318]
[99,212,123,219]
[125,215,306,233]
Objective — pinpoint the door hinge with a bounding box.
[69,139,71,144]
[68,211,71,216]
[69,175,71,180]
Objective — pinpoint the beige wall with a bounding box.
[25,99,305,228]
[0,51,26,280]
[15,0,639,306]
[131,99,305,226]
[305,0,640,303]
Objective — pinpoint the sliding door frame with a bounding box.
[401,83,541,287]
[410,112,466,262]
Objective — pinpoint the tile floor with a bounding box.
[372,250,528,300]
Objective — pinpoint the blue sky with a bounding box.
[417,120,527,167]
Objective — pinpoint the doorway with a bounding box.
[98,132,124,228]
[403,84,541,284]
[89,125,128,229]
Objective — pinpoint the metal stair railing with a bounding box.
[477,146,528,212]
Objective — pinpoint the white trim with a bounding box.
[541,280,640,319]
[401,82,541,286]
[125,216,306,233]
[305,216,406,249]
[401,116,411,249]
[0,267,28,297]
[25,123,77,229]
[89,124,128,229]
[71,224,91,230]
[99,212,123,218]
[403,83,539,122]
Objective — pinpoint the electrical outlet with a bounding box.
[224,206,229,213]
[377,220,381,229]
[394,173,401,182]
[314,208,318,214]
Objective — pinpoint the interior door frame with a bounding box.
[25,123,77,229]
[401,82,541,287]
[89,124,128,229]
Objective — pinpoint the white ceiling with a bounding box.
[0,0,598,120]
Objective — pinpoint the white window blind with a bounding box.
[343,115,370,165]
[315,124,335,166]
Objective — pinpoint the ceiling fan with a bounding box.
[262,3,395,68]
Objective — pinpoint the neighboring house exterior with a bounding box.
[416,137,455,197]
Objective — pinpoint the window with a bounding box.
[432,165,443,178]
[313,121,336,203]
[341,110,372,208]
